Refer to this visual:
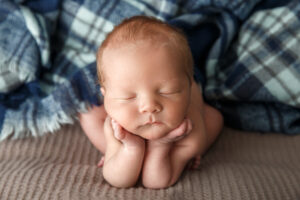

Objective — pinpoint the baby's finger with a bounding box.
[186,118,193,134]
[103,116,113,138]
[111,119,125,140]
[104,116,122,144]
[186,160,193,170]
[169,120,188,138]
[97,156,105,168]
[192,155,201,169]
[171,118,192,138]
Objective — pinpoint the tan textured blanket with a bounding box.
[0,124,299,200]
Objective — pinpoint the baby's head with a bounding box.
[97,16,194,140]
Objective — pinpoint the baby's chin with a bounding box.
[132,124,172,140]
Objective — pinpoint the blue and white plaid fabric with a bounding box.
[0,0,299,140]
[204,0,300,133]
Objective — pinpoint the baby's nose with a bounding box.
[139,98,162,113]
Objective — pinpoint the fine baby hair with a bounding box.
[96,16,194,85]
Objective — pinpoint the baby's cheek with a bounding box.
[112,108,137,132]
[165,104,187,128]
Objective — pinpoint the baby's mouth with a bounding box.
[137,120,163,129]
[144,115,161,125]
[144,121,162,126]
[135,115,164,130]
[144,115,163,126]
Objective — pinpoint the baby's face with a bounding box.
[101,43,191,140]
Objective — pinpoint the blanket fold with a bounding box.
[0,0,300,140]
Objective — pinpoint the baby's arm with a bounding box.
[79,105,107,154]
[142,81,223,189]
[102,116,145,188]
[142,120,205,189]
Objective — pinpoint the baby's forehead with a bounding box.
[102,41,184,69]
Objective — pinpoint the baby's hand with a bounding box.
[108,117,145,149]
[187,154,201,170]
[153,118,192,144]
[97,156,105,167]
[98,117,145,168]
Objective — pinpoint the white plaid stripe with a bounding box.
[0,71,22,93]
[123,0,177,18]
[142,0,177,15]
[159,0,178,15]
[265,68,300,106]
[206,3,300,109]
[64,6,114,68]
[237,8,291,56]
[267,8,293,35]
[123,0,157,16]
[20,6,50,67]
[264,37,297,67]
[45,73,67,86]
[251,10,300,106]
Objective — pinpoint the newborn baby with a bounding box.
[79,16,223,189]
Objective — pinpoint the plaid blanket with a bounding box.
[0,0,299,140]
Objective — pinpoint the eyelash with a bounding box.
[159,90,181,95]
[115,90,181,101]
[118,96,136,101]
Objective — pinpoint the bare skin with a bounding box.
[79,38,223,189]
[138,81,222,188]
[79,81,223,188]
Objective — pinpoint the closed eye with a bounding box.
[115,96,136,101]
[159,90,181,95]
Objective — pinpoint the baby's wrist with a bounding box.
[121,139,146,152]
[147,140,172,150]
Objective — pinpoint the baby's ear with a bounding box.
[100,87,106,96]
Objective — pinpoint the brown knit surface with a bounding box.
[0,124,299,200]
